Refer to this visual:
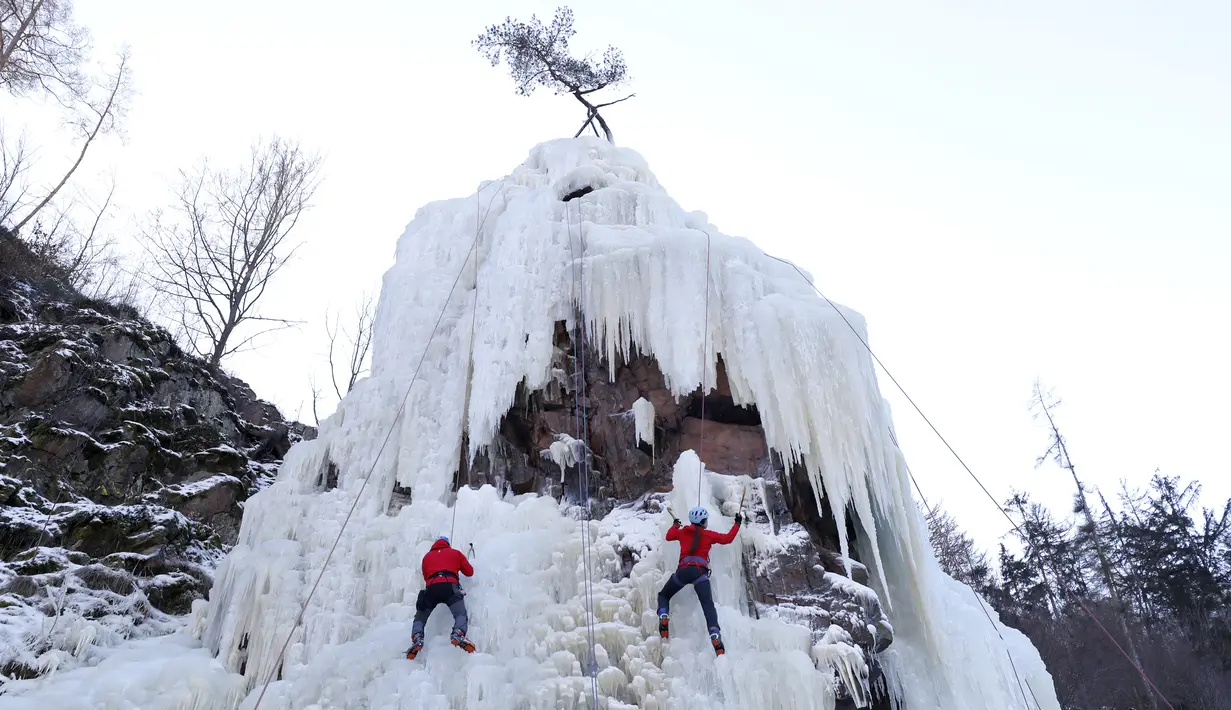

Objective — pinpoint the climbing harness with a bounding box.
[250,176,508,710]
[565,193,602,709]
[765,248,1175,710]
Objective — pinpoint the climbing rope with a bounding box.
[250,176,507,710]
[697,230,712,506]
[565,196,602,709]
[897,440,1037,709]
[449,187,488,542]
[889,425,1038,705]
[765,249,1176,710]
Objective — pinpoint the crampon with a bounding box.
[450,629,476,653]
[405,632,424,660]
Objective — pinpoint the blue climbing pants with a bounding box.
[657,565,719,631]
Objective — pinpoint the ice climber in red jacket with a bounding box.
[406,536,475,659]
[657,505,742,655]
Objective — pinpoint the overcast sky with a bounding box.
[9,1,1229,552]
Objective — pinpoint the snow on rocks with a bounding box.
[0,269,310,683]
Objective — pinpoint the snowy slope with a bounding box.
[1,138,1060,710]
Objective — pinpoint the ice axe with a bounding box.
[736,486,747,532]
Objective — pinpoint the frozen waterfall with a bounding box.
[0,138,1060,710]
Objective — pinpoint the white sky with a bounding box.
[8,0,1229,553]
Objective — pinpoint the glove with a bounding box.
[672,518,682,528]
[734,513,744,525]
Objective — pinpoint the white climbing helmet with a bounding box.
[688,506,709,525]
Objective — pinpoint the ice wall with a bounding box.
[2,138,1062,710]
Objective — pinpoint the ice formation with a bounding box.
[541,434,587,482]
[632,397,655,454]
[1,138,1061,710]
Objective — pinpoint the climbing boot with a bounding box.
[405,632,424,660]
[710,629,725,656]
[450,629,476,653]
[658,612,670,639]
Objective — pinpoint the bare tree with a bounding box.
[1,25,132,301]
[1032,379,1159,710]
[474,6,633,142]
[10,49,131,234]
[139,137,322,370]
[2,0,132,236]
[308,293,376,425]
[925,504,992,589]
[325,292,375,400]
[0,126,32,226]
[308,374,324,426]
[0,0,89,98]
[14,174,119,288]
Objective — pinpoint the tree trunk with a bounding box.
[1041,404,1159,710]
[572,92,613,143]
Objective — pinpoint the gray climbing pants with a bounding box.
[411,581,468,635]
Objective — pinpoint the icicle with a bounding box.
[542,433,585,482]
[632,397,655,459]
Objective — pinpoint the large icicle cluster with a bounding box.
[1,138,1061,710]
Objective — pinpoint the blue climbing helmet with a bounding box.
[688,506,709,526]
[437,535,450,546]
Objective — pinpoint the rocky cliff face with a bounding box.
[455,321,895,708]
[0,238,310,681]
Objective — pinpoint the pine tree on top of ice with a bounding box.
[473,6,634,143]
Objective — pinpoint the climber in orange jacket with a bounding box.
[657,505,742,655]
[406,536,475,659]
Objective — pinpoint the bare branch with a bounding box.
[139,136,323,369]
[308,374,322,426]
[0,0,89,100]
[324,309,343,401]
[0,126,35,225]
[13,49,132,232]
[323,291,376,402]
[347,293,375,392]
[592,92,635,109]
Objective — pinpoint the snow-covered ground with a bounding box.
[1,138,1061,709]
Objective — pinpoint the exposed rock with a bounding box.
[677,417,766,476]
[458,318,893,705]
[0,235,306,676]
